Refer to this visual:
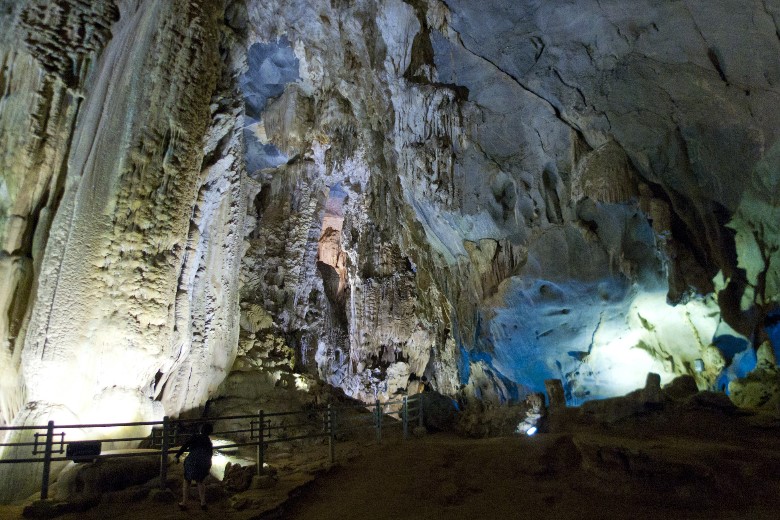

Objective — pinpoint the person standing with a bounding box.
[176,423,213,510]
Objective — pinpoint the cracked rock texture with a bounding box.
[2,0,780,501]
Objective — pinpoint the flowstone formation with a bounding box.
[0,0,120,433]
[2,0,780,502]
[0,0,246,501]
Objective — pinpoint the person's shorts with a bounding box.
[183,450,212,482]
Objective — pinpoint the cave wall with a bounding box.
[0,0,246,502]
[0,1,779,500]
[239,0,779,404]
[0,0,119,432]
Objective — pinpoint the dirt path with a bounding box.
[4,417,780,520]
[280,432,780,520]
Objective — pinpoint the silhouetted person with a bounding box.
[176,423,213,510]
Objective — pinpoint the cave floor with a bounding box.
[280,429,780,520]
[3,407,780,520]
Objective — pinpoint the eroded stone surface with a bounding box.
[0,0,118,428]
[236,0,780,408]
[2,1,780,504]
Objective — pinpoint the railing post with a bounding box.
[159,416,170,490]
[374,399,382,443]
[402,396,408,440]
[256,410,264,475]
[327,404,335,465]
[40,421,54,500]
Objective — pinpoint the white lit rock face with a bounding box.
[2,0,780,501]
[0,0,245,502]
[0,0,119,432]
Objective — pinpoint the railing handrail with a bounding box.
[0,411,299,432]
[0,394,426,500]
[0,395,422,435]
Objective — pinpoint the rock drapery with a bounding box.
[1,0,780,502]
[0,0,120,433]
[0,0,245,501]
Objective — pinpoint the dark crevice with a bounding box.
[542,167,563,224]
[707,47,728,84]
[553,68,587,106]
[403,24,434,83]
[254,184,272,221]
[431,82,469,101]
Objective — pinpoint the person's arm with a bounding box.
[175,436,193,460]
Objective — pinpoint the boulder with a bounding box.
[250,474,278,489]
[683,392,739,414]
[729,364,780,411]
[580,390,646,424]
[421,392,458,432]
[51,455,159,504]
[223,462,255,493]
[22,500,75,519]
[545,380,567,411]
[643,372,662,406]
[662,375,699,401]
[147,488,175,503]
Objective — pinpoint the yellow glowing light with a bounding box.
[209,447,256,481]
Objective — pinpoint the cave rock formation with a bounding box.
[1,0,780,501]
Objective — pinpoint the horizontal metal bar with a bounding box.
[173,417,217,425]
[90,451,160,460]
[211,427,255,436]
[0,425,49,431]
[175,414,256,424]
[54,420,163,429]
[265,433,328,444]
[263,410,312,418]
[213,441,259,450]
[3,412,295,432]
[0,405,401,434]
[94,436,151,443]
[265,422,320,431]
[336,402,374,410]
[8,435,151,447]
[339,415,376,424]
[0,450,164,464]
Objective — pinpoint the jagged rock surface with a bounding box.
[2,0,780,503]
[240,0,780,406]
[0,0,118,429]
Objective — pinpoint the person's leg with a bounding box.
[197,481,206,506]
[179,479,190,506]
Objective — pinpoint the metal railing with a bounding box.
[0,394,424,500]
